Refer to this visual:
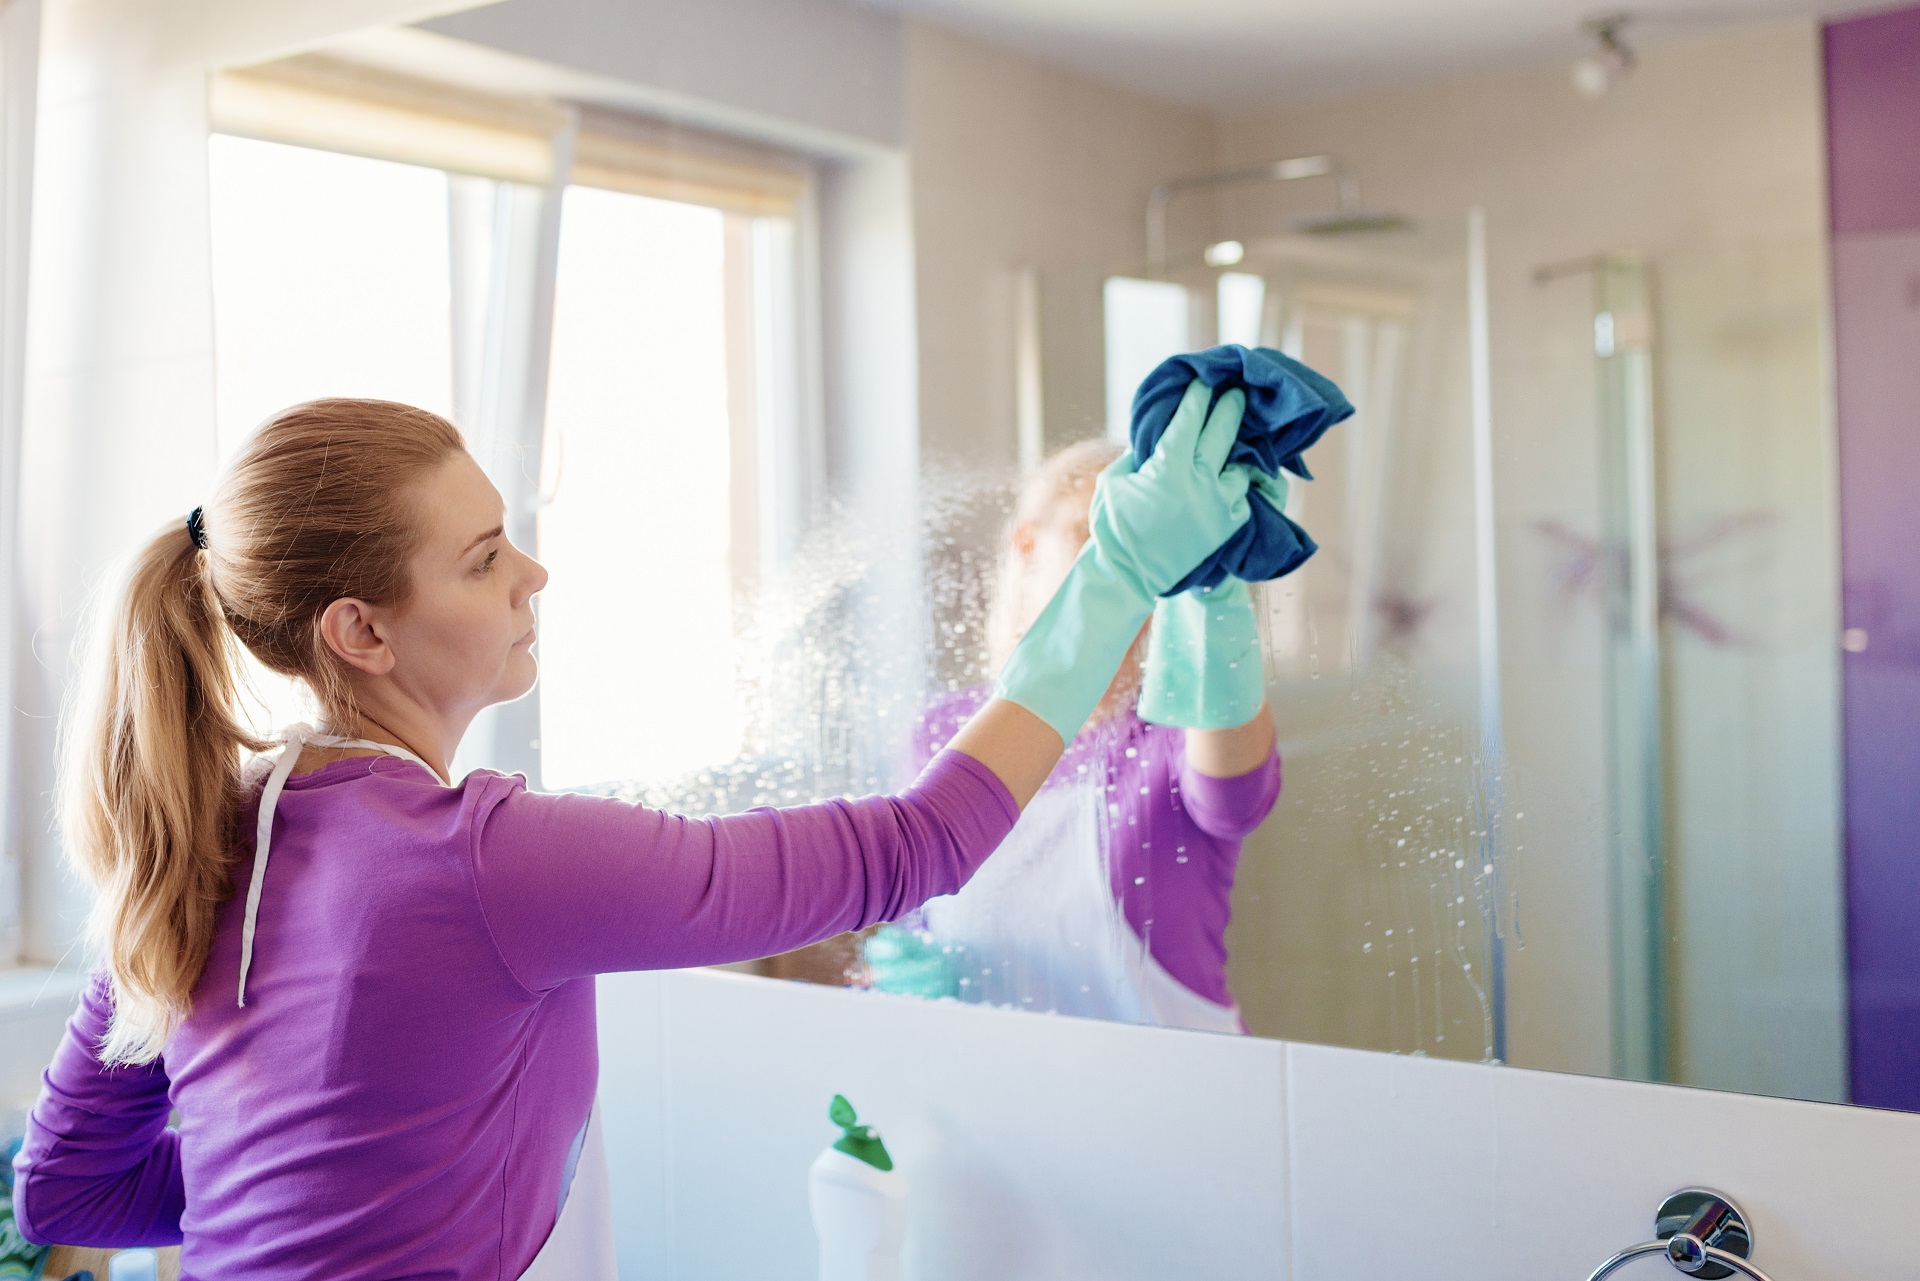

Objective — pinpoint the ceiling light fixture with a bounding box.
[1572,14,1635,98]
[1203,240,1246,267]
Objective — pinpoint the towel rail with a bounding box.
[1584,1188,1779,1281]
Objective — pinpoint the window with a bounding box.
[204,59,813,788]
[208,135,456,457]
[536,189,740,787]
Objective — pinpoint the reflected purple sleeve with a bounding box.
[1176,746,1281,841]
[471,749,1019,991]
[13,972,186,1248]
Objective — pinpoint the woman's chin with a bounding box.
[493,653,540,705]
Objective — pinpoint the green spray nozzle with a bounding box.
[827,1094,894,1172]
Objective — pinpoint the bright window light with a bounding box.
[207,134,455,460]
[208,134,458,736]
[537,186,743,788]
[1217,271,1267,347]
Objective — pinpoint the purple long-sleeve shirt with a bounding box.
[14,749,1015,1277]
[910,690,1281,1007]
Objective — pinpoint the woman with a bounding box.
[13,383,1249,1277]
[871,440,1280,1031]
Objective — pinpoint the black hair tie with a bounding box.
[186,507,209,550]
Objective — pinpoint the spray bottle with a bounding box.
[809,1095,907,1281]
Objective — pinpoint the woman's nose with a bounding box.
[516,546,550,602]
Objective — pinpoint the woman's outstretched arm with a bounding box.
[944,697,1065,807]
[469,379,1255,992]
[469,743,1023,991]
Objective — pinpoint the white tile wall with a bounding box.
[600,971,1920,1281]
[1284,1038,1920,1279]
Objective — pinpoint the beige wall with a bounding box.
[903,21,1214,472]
[1215,22,1842,1096]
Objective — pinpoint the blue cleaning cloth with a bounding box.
[1130,344,1353,595]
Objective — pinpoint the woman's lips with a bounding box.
[514,626,537,648]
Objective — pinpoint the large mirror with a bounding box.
[95,4,1899,1119]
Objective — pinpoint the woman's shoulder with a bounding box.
[268,757,530,850]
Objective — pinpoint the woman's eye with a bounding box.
[478,549,498,574]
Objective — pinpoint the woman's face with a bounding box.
[381,452,549,723]
[1012,489,1093,630]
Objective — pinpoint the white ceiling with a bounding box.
[854,0,1876,113]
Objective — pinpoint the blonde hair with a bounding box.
[985,438,1125,671]
[60,399,466,1064]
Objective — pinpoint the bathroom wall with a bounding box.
[901,22,1213,471]
[422,0,906,151]
[1213,22,1843,1099]
[593,968,1919,1280]
[1824,3,1920,1112]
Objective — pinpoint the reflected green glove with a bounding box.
[863,924,957,999]
[996,379,1251,744]
[1139,577,1266,729]
[1139,470,1284,730]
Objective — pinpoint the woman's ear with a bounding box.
[1009,522,1038,564]
[318,598,395,677]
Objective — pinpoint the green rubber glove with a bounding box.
[1139,470,1285,730]
[995,379,1251,744]
[1138,578,1266,729]
[863,924,958,999]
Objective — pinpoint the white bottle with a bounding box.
[108,1250,160,1281]
[809,1095,908,1281]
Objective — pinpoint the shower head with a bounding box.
[1286,208,1413,236]
[1147,154,1411,269]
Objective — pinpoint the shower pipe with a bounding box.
[1145,155,1360,273]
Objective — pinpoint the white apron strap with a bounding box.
[517,1101,618,1281]
[235,723,445,1008]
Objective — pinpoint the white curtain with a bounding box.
[4,0,495,963]
[0,0,44,961]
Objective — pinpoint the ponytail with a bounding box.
[58,399,464,1064]
[60,523,266,1064]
